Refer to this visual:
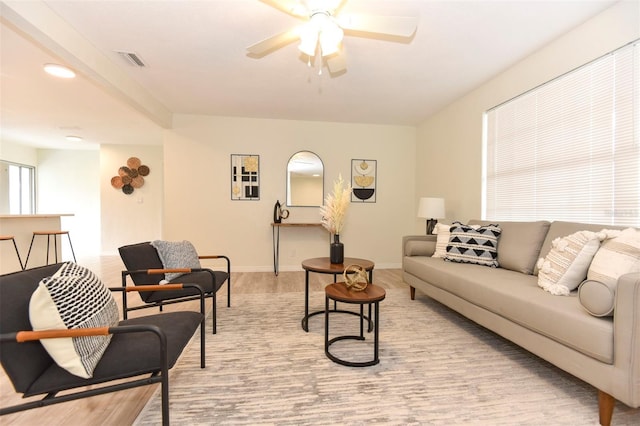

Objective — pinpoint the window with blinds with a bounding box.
[483,40,639,227]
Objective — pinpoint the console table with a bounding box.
[271,223,324,276]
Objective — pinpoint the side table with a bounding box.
[301,257,374,332]
[324,282,386,367]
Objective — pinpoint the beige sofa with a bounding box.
[402,220,639,426]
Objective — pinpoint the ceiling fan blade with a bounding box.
[337,14,418,38]
[326,51,347,75]
[246,28,300,57]
[259,0,307,18]
[334,0,348,12]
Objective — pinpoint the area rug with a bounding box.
[134,288,640,425]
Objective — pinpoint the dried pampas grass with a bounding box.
[320,174,352,235]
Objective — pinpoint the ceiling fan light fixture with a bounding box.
[319,24,343,56]
[298,22,319,56]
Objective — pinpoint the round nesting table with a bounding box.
[301,257,374,332]
[324,282,386,367]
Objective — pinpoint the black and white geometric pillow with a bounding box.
[445,222,502,267]
[29,262,119,378]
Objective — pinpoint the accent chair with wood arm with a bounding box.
[0,263,205,426]
[118,241,231,334]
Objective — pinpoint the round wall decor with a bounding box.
[111,157,150,194]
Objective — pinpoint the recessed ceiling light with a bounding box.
[44,63,76,79]
[66,135,83,142]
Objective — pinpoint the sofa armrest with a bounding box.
[612,272,640,407]
[402,235,437,257]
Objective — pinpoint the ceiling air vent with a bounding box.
[115,51,146,67]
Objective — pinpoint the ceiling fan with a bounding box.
[247,0,418,74]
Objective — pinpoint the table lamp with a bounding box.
[417,197,445,235]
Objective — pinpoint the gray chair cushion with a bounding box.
[23,311,202,397]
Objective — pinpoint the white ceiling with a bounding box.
[0,0,618,150]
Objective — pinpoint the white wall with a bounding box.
[100,144,163,254]
[0,139,38,165]
[415,0,640,226]
[37,149,100,256]
[164,115,416,271]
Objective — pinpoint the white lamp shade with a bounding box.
[298,22,319,56]
[417,197,445,219]
[319,23,343,56]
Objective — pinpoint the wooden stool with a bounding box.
[0,235,24,271]
[24,231,77,268]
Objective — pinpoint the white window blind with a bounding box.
[483,41,639,227]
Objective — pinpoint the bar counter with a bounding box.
[0,214,73,274]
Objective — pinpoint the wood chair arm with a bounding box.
[1,324,164,344]
[198,255,231,274]
[147,268,192,275]
[121,268,193,279]
[14,327,110,342]
[110,283,203,293]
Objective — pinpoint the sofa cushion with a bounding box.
[445,222,501,267]
[469,220,550,275]
[578,279,615,317]
[150,240,201,281]
[405,240,435,257]
[587,227,640,287]
[403,256,613,363]
[536,230,603,295]
[29,263,119,378]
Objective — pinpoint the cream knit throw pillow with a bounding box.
[432,223,451,258]
[587,228,640,287]
[537,230,605,296]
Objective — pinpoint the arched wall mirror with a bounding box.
[286,151,324,207]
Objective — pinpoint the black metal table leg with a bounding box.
[324,283,385,367]
[302,269,310,332]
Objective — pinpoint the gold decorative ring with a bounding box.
[343,264,368,291]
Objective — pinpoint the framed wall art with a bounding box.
[351,159,376,203]
[231,154,260,200]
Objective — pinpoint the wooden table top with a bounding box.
[301,257,375,274]
[325,282,386,304]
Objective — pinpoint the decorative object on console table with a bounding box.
[320,174,352,264]
[231,154,260,200]
[417,197,445,235]
[273,200,290,223]
[351,159,376,203]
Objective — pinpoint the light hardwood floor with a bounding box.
[1,256,408,425]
